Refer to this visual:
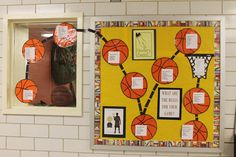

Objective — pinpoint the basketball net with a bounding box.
[186,54,213,79]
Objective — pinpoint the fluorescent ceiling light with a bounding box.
[41,33,53,38]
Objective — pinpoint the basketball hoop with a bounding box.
[186,54,214,79]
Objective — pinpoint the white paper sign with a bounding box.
[186,34,198,49]
[132,77,143,89]
[161,69,173,82]
[108,51,120,64]
[135,125,147,136]
[57,26,68,39]
[182,125,194,140]
[23,90,33,100]
[194,58,205,76]
[25,47,35,60]
[193,92,205,104]
[159,89,181,118]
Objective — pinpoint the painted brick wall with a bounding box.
[0,0,235,157]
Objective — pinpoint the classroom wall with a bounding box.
[0,0,235,157]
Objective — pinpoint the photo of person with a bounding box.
[113,112,121,133]
[102,106,126,138]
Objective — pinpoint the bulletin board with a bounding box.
[90,16,225,152]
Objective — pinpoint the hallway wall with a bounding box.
[0,0,235,156]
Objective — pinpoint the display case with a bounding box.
[2,13,83,116]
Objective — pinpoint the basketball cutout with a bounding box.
[102,39,128,65]
[22,39,45,63]
[175,28,201,55]
[120,72,147,99]
[131,114,157,140]
[183,88,210,115]
[53,22,77,48]
[15,79,37,103]
[151,57,179,84]
[183,120,208,141]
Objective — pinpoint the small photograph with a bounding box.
[102,106,126,138]
[132,29,156,60]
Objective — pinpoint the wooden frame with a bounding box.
[2,13,83,116]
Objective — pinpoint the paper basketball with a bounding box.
[102,39,129,65]
[151,57,179,84]
[175,28,201,55]
[22,39,45,63]
[15,79,37,103]
[183,120,208,141]
[131,114,157,140]
[183,88,210,115]
[120,72,147,99]
[53,22,77,48]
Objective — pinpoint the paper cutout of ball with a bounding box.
[151,57,178,84]
[183,88,210,115]
[15,79,37,103]
[120,72,147,99]
[131,114,157,140]
[22,39,45,63]
[175,28,201,55]
[102,39,129,65]
[183,120,208,141]
[53,22,77,48]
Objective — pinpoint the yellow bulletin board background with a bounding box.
[100,27,214,141]
[92,18,223,152]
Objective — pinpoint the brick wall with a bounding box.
[0,0,235,157]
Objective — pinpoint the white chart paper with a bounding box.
[25,47,36,60]
[131,77,143,89]
[193,92,205,104]
[57,26,68,39]
[182,125,194,140]
[186,34,198,49]
[135,125,147,136]
[108,51,120,64]
[161,69,173,82]
[23,90,33,100]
